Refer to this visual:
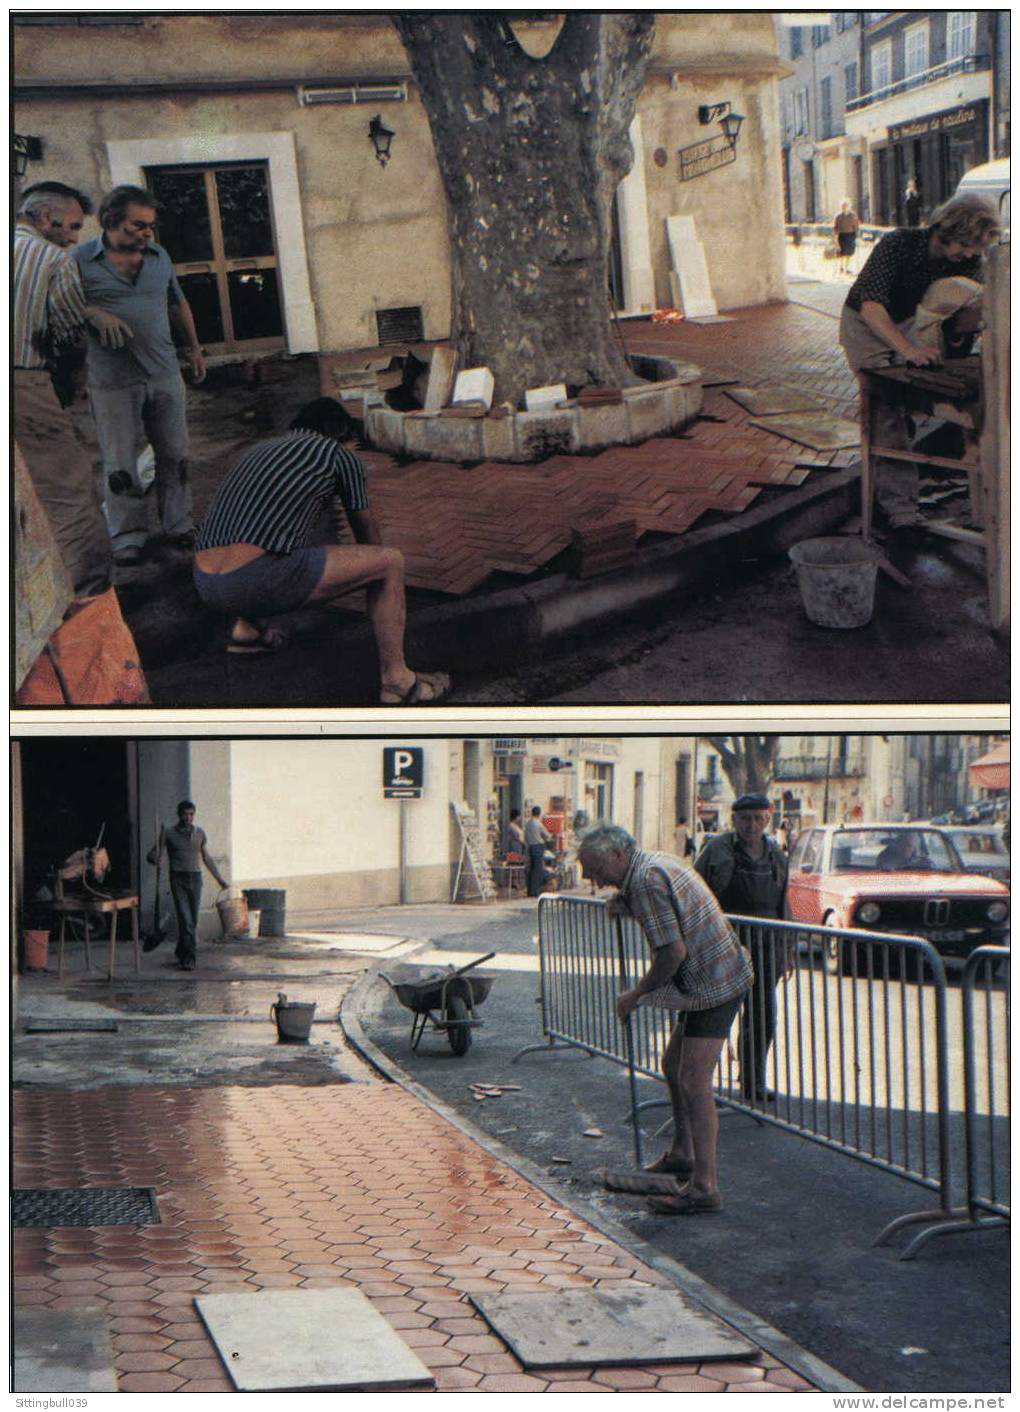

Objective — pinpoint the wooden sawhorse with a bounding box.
[52,893,141,979]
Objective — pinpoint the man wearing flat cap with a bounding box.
[696,793,789,1103]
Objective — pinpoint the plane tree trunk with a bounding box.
[393,14,656,406]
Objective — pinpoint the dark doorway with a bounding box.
[19,740,134,905]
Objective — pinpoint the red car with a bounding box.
[787,823,1010,961]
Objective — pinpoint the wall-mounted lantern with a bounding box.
[13,133,44,178]
[696,102,745,152]
[368,114,395,166]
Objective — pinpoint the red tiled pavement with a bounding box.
[344,304,859,596]
[13,1084,817,1394]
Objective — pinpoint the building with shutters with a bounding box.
[13,11,791,364]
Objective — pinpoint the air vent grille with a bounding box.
[376,306,425,345]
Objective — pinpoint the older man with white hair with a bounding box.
[577,823,753,1216]
[14,181,132,594]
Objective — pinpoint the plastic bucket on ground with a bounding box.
[788,536,881,629]
[216,886,249,938]
[23,929,50,971]
[246,909,261,938]
[244,889,286,937]
[271,994,317,1043]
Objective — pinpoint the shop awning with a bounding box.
[969,741,1010,792]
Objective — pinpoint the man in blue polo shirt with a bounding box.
[73,184,206,567]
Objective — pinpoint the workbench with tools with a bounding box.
[858,245,1009,631]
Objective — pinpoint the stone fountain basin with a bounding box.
[365,354,703,465]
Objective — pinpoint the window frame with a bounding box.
[870,37,893,92]
[903,19,930,78]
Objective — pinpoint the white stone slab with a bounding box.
[525,383,568,411]
[423,345,458,414]
[666,214,718,319]
[471,1287,756,1369]
[452,366,494,409]
[14,1308,119,1392]
[196,1289,435,1391]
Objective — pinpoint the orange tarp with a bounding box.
[15,589,150,706]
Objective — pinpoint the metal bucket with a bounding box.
[244,888,286,936]
[788,536,881,629]
[271,994,316,1043]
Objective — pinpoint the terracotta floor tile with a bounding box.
[703,1360,765,1382]
[112,1333,173,1353]
[593,1367,659,1389]
[433,1366,484,1389]
[13,1289,55,1307]
[543,1380,614,1393]
[463,1352,524,1375]
[419,1345,470,1369]
[177,1376,233,1392]
[169,1357,227,1379]
[118,1372,186,1392]
[114,1351,180,1373]
[477,1373,552,1391]
[109,1316,170,1334]
[656,1373,727,1392]
[764,1367,814,1390]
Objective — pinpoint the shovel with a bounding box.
[142,817,167,952]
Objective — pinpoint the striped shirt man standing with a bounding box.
[13,183,131,595]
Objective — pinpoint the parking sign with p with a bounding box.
[383,746,424,799]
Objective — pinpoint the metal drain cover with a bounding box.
[13,1188,160,1228]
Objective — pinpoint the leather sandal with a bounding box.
[380,670,451,705]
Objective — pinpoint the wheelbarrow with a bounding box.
[380,952,496,1056]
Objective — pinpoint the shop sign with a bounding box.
[580,739,621,758]
[678,135,736,182]
[887,102,982,143]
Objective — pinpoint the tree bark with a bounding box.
[704,736,781,798]
[392,14,655,405]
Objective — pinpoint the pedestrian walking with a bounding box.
[193,397,452,703]
[832,199,860,276]
[578,824,753,1215]
[14,182,132,595]
[72,184,205,567]
[694,794,790,1103]
[524,806,554,897]
[147,800,227,970]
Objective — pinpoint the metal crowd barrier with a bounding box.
[527,895,1009,1256]
[876,945,1010,1258]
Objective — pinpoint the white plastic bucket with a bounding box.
[246,910,261,938]
[788,536,881,629]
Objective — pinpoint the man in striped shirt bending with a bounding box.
[578,824,753,1215]
[194,397,450,704]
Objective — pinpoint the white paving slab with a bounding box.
[196,1289,435,1391]
[471,1287,756,1369]
[14,1308,119,1392]
[666,214,718,318]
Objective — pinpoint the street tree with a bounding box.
[392,13,656,405]
[702,735,780,798]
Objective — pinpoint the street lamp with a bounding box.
[13,133,44,178]
[368,114,395,166]
[720,111,745,148]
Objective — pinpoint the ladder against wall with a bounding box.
[450,801,498,903]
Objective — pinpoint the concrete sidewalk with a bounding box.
[13,927,833,1394]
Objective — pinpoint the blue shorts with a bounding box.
[193,546,327,618]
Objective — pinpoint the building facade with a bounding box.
[848,10,997,226]
[778,11,1003,228]
[777,12,867,222]
[14,12,790,363]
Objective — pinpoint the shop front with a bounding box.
[875,99,990,224]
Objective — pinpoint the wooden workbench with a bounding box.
[858,245,1009,632]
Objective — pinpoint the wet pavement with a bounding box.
[13,919,829,1395]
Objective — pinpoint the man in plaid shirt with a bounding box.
[578,824,753,1215]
